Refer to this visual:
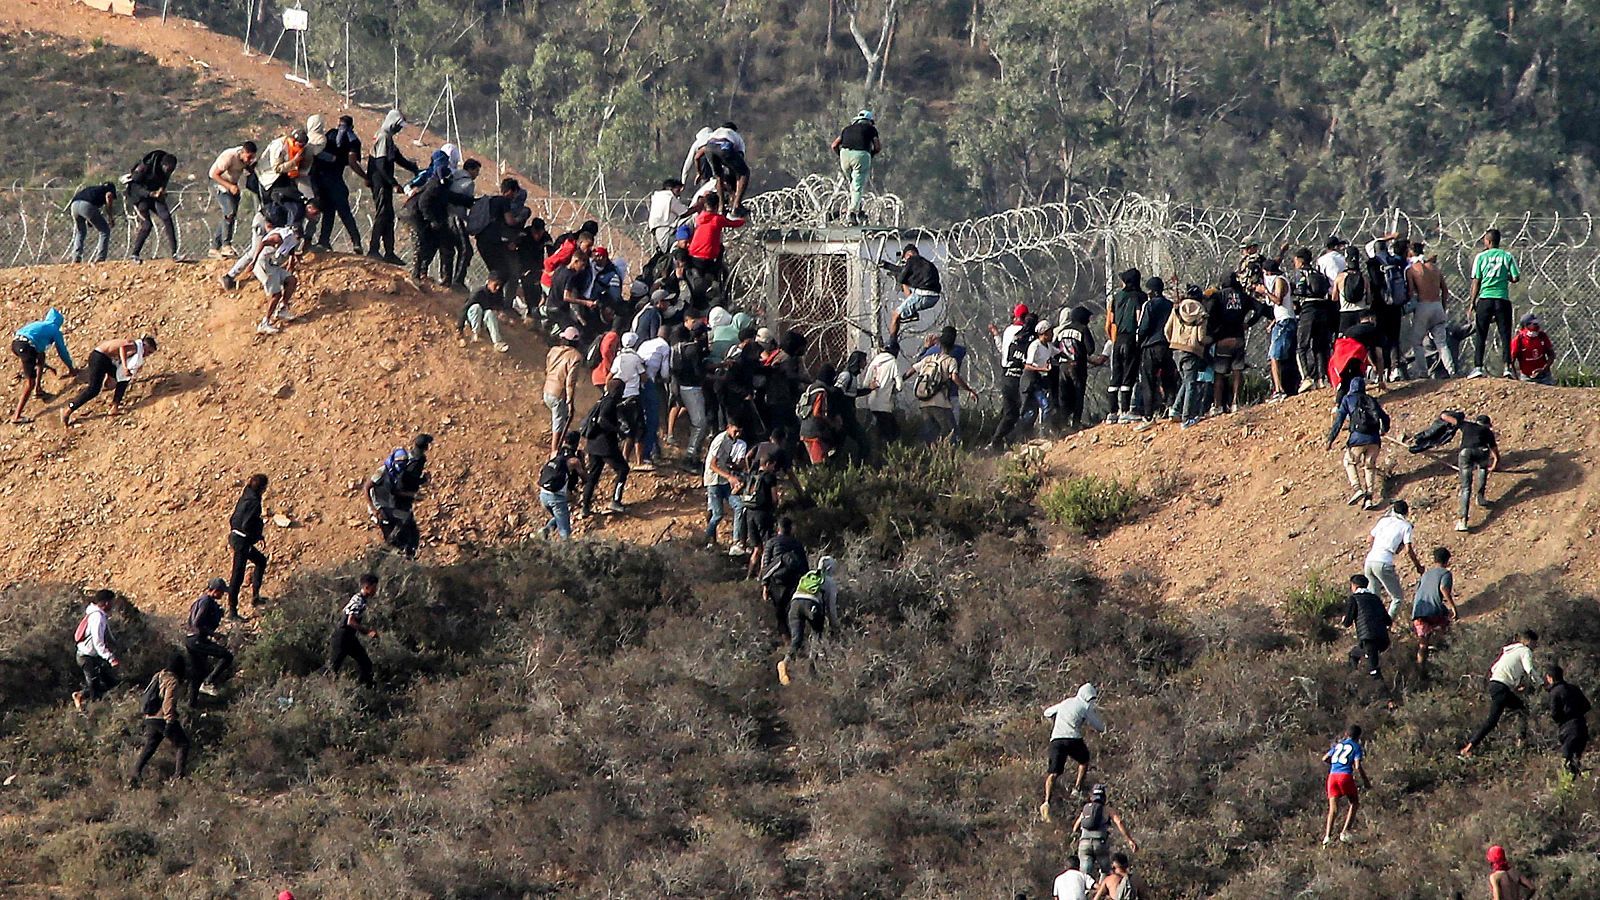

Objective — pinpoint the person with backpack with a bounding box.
[1072,783,1139,881]
[1508,313,1555,384]
[579,379,631,516]
[757,515,807,633]
[1164,287,1210,427]
[911,329,978,443]
[987,317,1030,450]
[61,334,157,427]
[1461,630,1540,758]
[444,159,481,287]
[71,589,121,712]
[538,432,585,540]
[863,341,903,444]
[798,366,841,464]
[1468,228,1520,379]
[1052,857,1096,900]
[1019,320,1060,431]
[1291,247,1336,391]
[1325,377,1390,509]
[1334,243,1371,336]
[1367,237,1411,382]
[1320,724,1372,845]
[130,653,190,787]
[365,110,419,265]
[1544,664,1591,777]
[127,150,179,262]
[226,474,269,620]
[668,325,711,460]
[1364,500,1423,621]
[1410,547,1458,667]
[183,577,234,705]
[455,276,510,353]
[1055,306,1096,429]
[1106,269,1145,423]
[328,574,381,687]
[1342,573,1393,679]
[636,325,675,470]
[11,307,79,425]
[1040,683,1106,822]
[777,555,840,685]
[69,181,118,264]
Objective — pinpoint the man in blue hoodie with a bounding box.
[1325,376,1389,509]
[11,308,77,424]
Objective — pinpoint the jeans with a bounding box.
[641,383,662,461]
[921,406,956,444]
[679,385,708,457]
[1465,681,1527,749]
[1459,447,1491,520]
[731,491,748,545]
[184,634,234,704]
[465,304,504,344]
[839,149,873,213]
[78,655,119,700]
[70,200,111,262]
[705,482,733,542]
[1474,298,1513,370]
[1412,301,1454,376]
[1364,560,1406,620]
[212,186,241,249]
[1173,351,1205,420]
[540,489,572,539]
[1078,836,1111,881]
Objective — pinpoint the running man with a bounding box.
[62,334,156,426]
[1485,846,1536,900]
[1461,630,1540,758]
[1410,547,1458,666]
[778,556,839,686]
[1072,783,1138,881]
[1364,500,1423,622]
[1325,376,1390,509]
[71,589,121,711]
[184,577,234,705]
[1438,412,1499,533]
[130,654,190,787]
[1467,228,1520,379]
[328,574,380,686]
[1342,574,1392,679]
[1040,683,1105,822]
[11,308,78,424]
[1544,664,1591,777]
[1321,724,1372,845]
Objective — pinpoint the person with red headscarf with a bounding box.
[1486,845,1535,899]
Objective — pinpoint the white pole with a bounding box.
[242,0,253,55]
[343,23,351,109]
[495,101,502,174]
[393,44,399,110]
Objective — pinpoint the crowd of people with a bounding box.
[19,107,1590,897]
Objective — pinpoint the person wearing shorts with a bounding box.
[886,243,943,342]
[11,307,78,424]
[1321,724,1371,845]
[1410,547,1457,666]
[1040,683,1104,822]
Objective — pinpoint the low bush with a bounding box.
[1283,572,1348,642]
[1039,474,1140,533]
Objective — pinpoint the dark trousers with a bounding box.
[450,218,473,284]
[227,536,267,615]
[328,626,373,685]
[785,597,827,659]
[67,350,128,412]
[315,178,361,249]
[872,410,900,444]
[1140,345,1175,416]
[1110,338,1138,413]
[1298,303,1336,384]
[131,197,176,259]
[1474,298,1514,370]
[581,451,629,511]
[412,221,453,282]
[1374,304,1402,371]
[184,634,233,704]
[989,375,1023,447]
[367,185,397,257]
[1466,681,1527,748]
[1559,720,1589,776]
[1347,634,1389,675]
[133,719,190,781]
[766,577,800,636]
[78,654,119,700]
[377,508,420,557]
[1056,369,1086,427]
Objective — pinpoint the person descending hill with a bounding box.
[71,589,122,712]
[184,578,234,705]
[1325,376,1390,509]
[226,474,269,620]
[537,431,585,541]
[579,379,630,517]
[1544,664,1591,777]
[1342,573,1393,679]
[1461,630,1540,758]
[127,150,179,263]
[129,653,189,787]
[366,434,432,557]
[1040,683,1106,822]
[251,224,301,335]
[327,574,381,687]
[777,555,839,686]
[1321,724,1372,845]
[1364,500,1423,622]
[1072,783,1139,881]
[1436,412,1500,533]
[62,335,157,426]
[11,308,78,425]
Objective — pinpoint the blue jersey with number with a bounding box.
[1327,738,1362,774]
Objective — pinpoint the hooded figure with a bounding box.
[778,554,841,685]
[14,308,75,368]
[1165,293,1210,356]
[1045,683,1105,741]
[371,110,406,161]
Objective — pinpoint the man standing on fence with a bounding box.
[830,110,881,225]
[1468,228,1520,379]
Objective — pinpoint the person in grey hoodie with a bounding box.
[365,110,419,264]
[1135,276,1175,421]
[1040,683,1106,822]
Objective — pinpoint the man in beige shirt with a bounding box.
[1405,242,1453,377]
[543,326,583,455]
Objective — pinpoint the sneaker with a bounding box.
[1181,417,1200,429]
[1116,412,1134,424]
[606,500,626,514]
[72,690,85,712]
[129,255,143,265]
[220,274,237,290]
[381,254,406,266]
[635,461,657,472]
[1387,368,1404,383]
[1348,489,1367,506]
[727,543,748,557]
[221,243,240,258]
[777,659,791,686]
[275,307,297,323]
[1362,498,1381,511]
[1039,802,1052,823]
[1104,412,1119,425]
[1503,366,1514,379]
[1267,392,1286,403]
[1467,367,1485,378]
[1339,832,1362,844]
[1368,670,1380,678]
[207,247,225,259]
[1321,836,1333,847]
[1455,519,1469,532]
[255,320,281,335]
[199,683,220,697]
[493,342,510,353]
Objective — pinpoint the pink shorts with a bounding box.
[1412,613,1451,639]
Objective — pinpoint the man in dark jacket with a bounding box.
[312,115,366,251]
[407,171,455,283]
[365,110,419,264]
[184,578,234,705]
[226,474,269,620]
[1136,277,1175,421]
[1107,269,1144,422]
[581,379,631,516]
[1545,664,1591,776]
[1206,273,1268,413]
[128,151,179,262]
[1343,573,1393,678]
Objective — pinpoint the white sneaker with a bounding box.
[1455,519,1469,532]
[727,543,748,557]
[221,243,240,258]
[275,307,297,323]
[1502,366,1514,379]
[199,683,220,697]
[493,342,510,353]
[1387,368,1404,383]
[1467,367,1485,378]
[256,320,281,335]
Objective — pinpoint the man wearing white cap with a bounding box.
[831,110,881,224]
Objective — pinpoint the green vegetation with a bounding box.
[2,456,1600,894]
[1283,572,1348,643]
[1040,475,1140,533]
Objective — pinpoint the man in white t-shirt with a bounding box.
[1257,257,1297,401]
[1316,235,1349,283]
[1364,500,1424,622]
[610,333,647,399]
[636,327,673,469]
[1052,857,1096,900]
[647,178,689,252]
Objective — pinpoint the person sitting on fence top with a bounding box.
[1508,313,1555,385]
[884,243,943,343]
[698,122,752,214]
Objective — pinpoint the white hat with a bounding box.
[621,333,640,349]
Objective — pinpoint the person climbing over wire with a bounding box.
[777,555,839,686]
[883,243,943,343]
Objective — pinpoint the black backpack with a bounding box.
[1293,267,1330,300]
[671,341,700,381]
[1080,799,1108,833]
[141,675,163,717]
[1350,394,1386,435]
[538,457,570,493]
[760,542,807,586]
[1001,330,1029,378]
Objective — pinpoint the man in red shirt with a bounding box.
[684,193,746,305]
[1508,313,1555,384]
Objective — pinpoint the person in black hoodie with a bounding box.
[365,110,419,265]
[406,169,455,283]
[1544,665,1590,776]
[1053,306,1094,429]
[580,379,631,516]
[184,577,233,705]
[128,151,179,262]
[225,474,269,620]
[312,115,367,252]
[1136,277,1175,421]
[1106,269,1144,423]
[1343,573,1393,679]
[1206,272,1268,414]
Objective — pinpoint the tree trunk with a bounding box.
[847,0,898,102]
[826,0,837,56]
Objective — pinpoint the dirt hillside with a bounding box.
[0,258,700,613]
[1041,378,1600,621]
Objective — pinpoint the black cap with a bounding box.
[1326,234,1348,249]
[413,433,434,451]
[1144,276,1165,294]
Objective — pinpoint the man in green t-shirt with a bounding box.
[1468,228,1520,378]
